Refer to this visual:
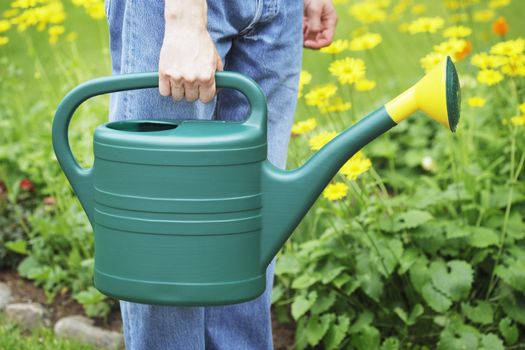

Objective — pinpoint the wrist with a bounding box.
[164,0,207,27]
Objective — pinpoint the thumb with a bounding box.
[216,50,224,71]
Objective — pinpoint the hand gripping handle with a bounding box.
[52,71,267,227]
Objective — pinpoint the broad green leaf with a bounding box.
[306,314,334,346]
[349,310,374,334]
[392,210,434,232]
[356,253,383,301]
[4,239,28,255]
[311,291,336,315]
[501,293,525,325]
[291,291,317,320]
[461,300,493,325]
[393,307,407,324]
[321,266,346,284]
[429,260,473,301]
[324,315,350,350]
[350,325,380,350]
[398,248,419,274]
[499,317,518,345]
[376,238,403,277]
[381,337,400,350]
[295,317,308,350]
[422,282,452,313]
[275,253,301,275]
[466,226,499,248]
[438,323,479,350]
[495,259,525,293]
[479,333,504,350]
[271,284,284,304]
[409,257,429,294]
[291,274,317,289]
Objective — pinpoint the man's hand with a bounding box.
[159,0,223,103]
[303,0,337,49]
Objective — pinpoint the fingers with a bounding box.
[159,74,171,97]
[303,0,337,49]
[163,69,217,103]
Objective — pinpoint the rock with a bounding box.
[5,303,47,330]
[0,282,12,310]
[54,315,123,350]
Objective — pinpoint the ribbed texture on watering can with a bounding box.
[91,154,267,305]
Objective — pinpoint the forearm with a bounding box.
[164,0,207,27]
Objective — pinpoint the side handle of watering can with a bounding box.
[52,71,267,227]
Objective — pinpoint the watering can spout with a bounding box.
[260,57,460,266]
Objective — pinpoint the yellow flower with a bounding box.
[291,118,317,136]
[510,115,525,126]
[433,38,467,59]
[49,25,65,36]
[355,79,376,91]
[420,52,446,73]
[349,32,382,51]
[341,151,372,180]
[477,69,503,85]
[309,131,338,151]
[471,53,506,69]
[443,25,472,38]
[298,70,312,97]
[322,182,348,201]
[491,39,525,57]
[3,9,18,18]
[87,3,105,19]
[468,97,486,107]
[319,97,352,113]
[320,40,349,54]
[305,84,337,107]
[501,55,525,77]
[0,20,11,33]
[474,9,495,22]
[0,36,8,46]
[407,17,445,34]
[519,102,525,114]
[349,2,387,24]
[329,57,366,85]
[489,0,511,8]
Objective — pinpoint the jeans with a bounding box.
[105,0,303,349]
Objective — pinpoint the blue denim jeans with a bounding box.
[105,1,303,349]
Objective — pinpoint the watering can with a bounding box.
[52,57,460,306]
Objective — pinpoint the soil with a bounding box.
[0,269,295,349]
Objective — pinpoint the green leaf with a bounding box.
[466,226,499,248]
[392,210,434,232]
[495,259,525,293]
[409,257,429,294]
[498,317,518,345]
[461,300,493,325]
[324,315,350,350]
[349,310,374,334]
[398,248,419,274]
[275,253,301,275]
[501,293,525,325]
[311,291,336,315]
[429,260,473,301]
[291,291,317,320]
[5,239,28,255]
[350,325,380,350]
[421,282,452,313]
[438,323,479,350]
[306,314,334,346]
[381,337,400,350]
[479,333,504,350]
[407,304,424,326]
[291,274,317,289]
[271,284,284,304]
[356,253,383,301]
[17,256,42,278]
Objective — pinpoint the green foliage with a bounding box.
[0,316,95,350]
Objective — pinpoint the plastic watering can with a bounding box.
[52,57,460,306]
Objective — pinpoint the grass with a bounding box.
[0,316,95,350]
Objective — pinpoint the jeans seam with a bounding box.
[238,0,263,37]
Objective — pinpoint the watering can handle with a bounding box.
[52,71,267,226]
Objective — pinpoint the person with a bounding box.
[104,0,337,348]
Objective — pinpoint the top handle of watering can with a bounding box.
[51,71,267,227]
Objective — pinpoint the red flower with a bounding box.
[492,17,508,37]
[19,178,34,191]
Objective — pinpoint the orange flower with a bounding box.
[492,16,508,37]
[456,40,473,60]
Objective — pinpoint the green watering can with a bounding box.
[52,57,460,306]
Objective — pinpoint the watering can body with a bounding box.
[53,59,460,306]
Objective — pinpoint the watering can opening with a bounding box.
[106,120,179,132]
